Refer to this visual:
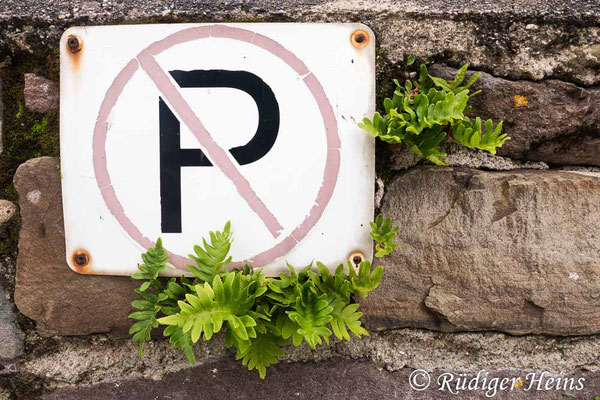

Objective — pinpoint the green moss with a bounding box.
[0,213,20,257]
[0,45,60,263]
[0,50,60,202]
[373,48,420,183]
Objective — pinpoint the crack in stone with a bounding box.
[491,180,518,223]
[429,171,474,228]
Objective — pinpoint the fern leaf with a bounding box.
[129,240,170,357]
[131,238,168,283]
[370,214,399,257]
[163,325,195,364]
[235,333,286,379]
[349,261,383,299]
[275,310,303,346]
[452,117,510,154]
[187,221,233,282]
[287,282,333,349]
[157,273,259,344]
[330,301,369,341]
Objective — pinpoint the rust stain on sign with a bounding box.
[351,29,370,49]
[66,34,83,71]
[70,249,91,273]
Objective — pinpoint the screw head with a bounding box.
[72,249,90,267]
[67,35,82,53]
[348,251,365,267]
[351,30,370,48]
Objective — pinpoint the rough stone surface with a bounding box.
[39,358,600,400]
[0,1,598,85]
[0,2,599,398]
[23,73,59,114]
[441,143,549,170]
[361,167,600,335]
[0,200,16,238]
[15,328,600,392]
[390,142,549,171]
[430,64,600,166]
[13,157,139,337]
[0,286,23,362]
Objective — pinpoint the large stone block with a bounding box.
[429,65,600,166]
[13,157,139,337]
[362,167,600,335]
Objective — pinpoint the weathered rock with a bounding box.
[18,327,600,391]
[441,142,549,170]
[0,200,16,238]
[39,358,600,400]
[390,142,549,171]
[1,1,599,85]
[13,157,139,337]
[23,73,58,114]
[361,167,600,335]
[430,64,600,166]
[0,286,23,361]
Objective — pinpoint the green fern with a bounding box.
[370,214,399,257]
[187,221,233,283]
[330,301,369,340]
[157,274,260,343]
[163,325,195,364]
[128,290,162,357]
[129,238,169,356]
[452,117,509,154]
[234,332,286,379]
[129,217,399,378]
[349,261,383,299]
[287,281,333,349]
[131,237,168,291]
[359,63,510,164]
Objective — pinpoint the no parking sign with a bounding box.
[60,23,375,276]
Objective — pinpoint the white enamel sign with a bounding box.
[60,23,375,276]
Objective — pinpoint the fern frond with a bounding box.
[187,221,233,282]
[369,214,399,257]
[452,117,510,154]
[234,332,286,379]
[358,62,504,165]
[330,300,369,341]
[348,261,383,299]
[287,282,333,349]
[309,262,353,303]
[157,273,259,343]
[129,240,170,356]
[131,238,168,290]
[163,325,195,364]
[129,289,161,357]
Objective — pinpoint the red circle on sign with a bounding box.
[93,25,340,271]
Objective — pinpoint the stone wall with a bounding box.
[0,1,599,398]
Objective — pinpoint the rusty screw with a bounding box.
[349,251,365,267]
[67,35,82,53]
[72,250,90,267]
[351,30,369,49]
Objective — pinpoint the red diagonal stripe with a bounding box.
[137,50,283,238]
